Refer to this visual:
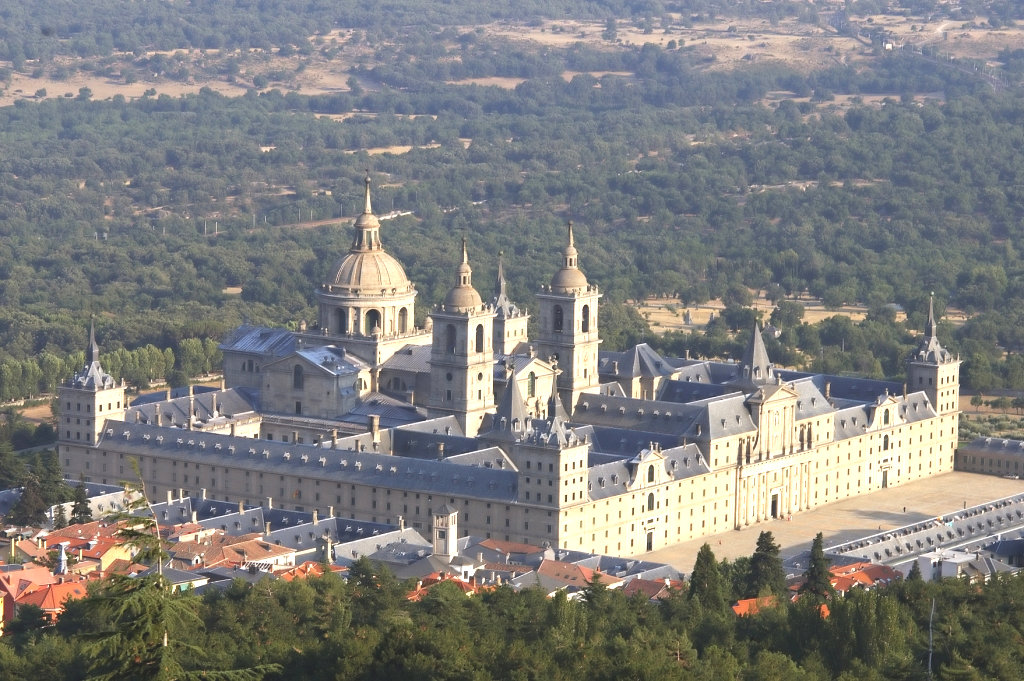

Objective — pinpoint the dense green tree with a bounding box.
[748,531,786,598]
[71,481,94,525]
[799,533,834,601]
[689,543,727,612]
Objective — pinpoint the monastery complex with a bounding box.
[58,177,962,557]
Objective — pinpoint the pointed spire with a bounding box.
[926,291,937,338]
[351,172,381,250]
[550,220,588,292]
[88,317,100,365]
[496,251,507,298]
[733,323,772,389]
[362,171,373,215]
[442,236,482,310]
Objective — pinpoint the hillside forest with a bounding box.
[0,0,1022,403]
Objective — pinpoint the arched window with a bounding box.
[445,324,457,354]
[883,434,890,450]
[336,309,347,334]
[883,409,890,425]
[475,324,484,353]
[553,305,564,332]
[581,305,590,332]
[647,493,655,512]
[365,309,381,335]
[292,365,304,390]
[647,465,655,483]
[398,307,409,334]
[527,372,536,397]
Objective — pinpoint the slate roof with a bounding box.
[599,343,675,379]
[127,388,258,428]
[379,344,431,373]
[587,443,709,501]
[219,325,296,357]
[96,422,520,503]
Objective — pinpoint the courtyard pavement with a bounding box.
[640,471,1024,574]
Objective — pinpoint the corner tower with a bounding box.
[906,294,960,415]
[427,239,496,437]
[314,175,427,366]
[58,321,126,447]
[535,222,601,413]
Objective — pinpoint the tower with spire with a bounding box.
[906,293,960,415]
[427,239,496,437]
[731,323,774,391]
[492,252,530,356]
[58,320,126,448]
[535,221,602,413]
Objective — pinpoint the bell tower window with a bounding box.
[553,305,564,332]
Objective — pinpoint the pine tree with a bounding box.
[0,439,27,489]
[37,450,70,506]
[71,480,93,525]
[8,476,48,526]
[748,530,786,597]
[799,532,834,600]
[907,559,923,581]
[688,543,726,611]
[53,502,68,529]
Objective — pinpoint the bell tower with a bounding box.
[58,320,126,449]
[535,222,601,413]
[427,239,496,437]
[906,294,960,415]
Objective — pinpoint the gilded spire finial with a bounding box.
[567,220,574,247]
[462,236,469,264]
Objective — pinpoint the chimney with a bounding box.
[476,552,484,563]
[155,404,162,427]
[135,411,141,423]
[825,382,831,399]
[178,488,184,502]
[211,394,217,417]
[265,521,271,535]
[201,488,207,501]
[167,490,173,504]
[312,510,319,526]
[369,414,380,441]
[230,423,236,437]
[903,382,907,399]
[331,429,338,448]
[266,497,273,509]
[238,500,244,514]
[437,442,445,460]
[191,511,197,523]
[612,360,619,375]
[220,377,226,390]
[327,505,334,518]
[398,515,405,530]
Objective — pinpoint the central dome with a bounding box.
[322,175,413,296]
[327,251,412,294]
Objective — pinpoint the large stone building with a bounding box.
[58,178,961,557]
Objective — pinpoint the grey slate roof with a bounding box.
[587,443,708,501]
[219,325,296,357]
[379,344,431,373]
[96,422,519,502]
[127,388,258,428]
[599,343,675,379]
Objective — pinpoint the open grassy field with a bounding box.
[2,13,1019,109]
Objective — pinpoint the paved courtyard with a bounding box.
[641,471,1024,574]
